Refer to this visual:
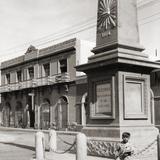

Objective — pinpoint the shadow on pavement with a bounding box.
[0,142,35,151]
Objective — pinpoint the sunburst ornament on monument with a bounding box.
[97,0,117,36]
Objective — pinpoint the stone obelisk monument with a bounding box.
[76,0,160,152]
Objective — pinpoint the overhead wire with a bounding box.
[0,25,96,60]
[138,11,160,22]
[0,16,97,57]
[2,4,160,58]
[139,16,160,25]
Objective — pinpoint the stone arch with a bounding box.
[15,101,23,128]
[55,96,69,130]
[2,102,11,127]
[150,89,155,125]
[40,98,50,129]
[81,93,87,126]
[43,98,50,105]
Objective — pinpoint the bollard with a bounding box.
[76,133,87,160]
[35,131,45,160]
[157,134,160,160]
[49,129,57,152]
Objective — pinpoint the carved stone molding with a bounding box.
[87,139,117,158]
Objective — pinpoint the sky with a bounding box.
[0,0,97,62]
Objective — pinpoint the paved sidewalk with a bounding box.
[0,127,158,160]
[45,152,111,160]
[0,128,110,160]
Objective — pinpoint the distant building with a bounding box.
[138,0,160,129]
[137,0,160,60]
[0,38,94,129]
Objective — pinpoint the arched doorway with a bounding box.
[15,101,23,128]
[81,93,87,126]
[40,98,50,130]
[26,95,35,128]
[55,96,68,130]
[2,102,11,127]
[150,89,155,125]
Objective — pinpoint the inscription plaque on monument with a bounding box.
[123,75,148,119]
[90,78,115,119]
[96,83,111,114]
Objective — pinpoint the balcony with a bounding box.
[0,73,70,93]
[10,82,22,90]
[36,76,56,86]
[21,79,35,89]
[37,77,48,86]
[0,85,9,93]
[0,82,22,93]
[55,73,70,83]
[0,80,35,93]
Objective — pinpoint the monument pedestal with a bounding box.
[77,45,160,154]
[79,48,160,147]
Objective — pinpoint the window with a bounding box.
[28,67,34,79]
[17,70,22,82]
[6,73,10,84]
[59,59,67,73]
[43,63,50,77]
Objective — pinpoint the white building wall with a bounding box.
[76,39,95,76]
[0,63,1,104]
[137,0,160,61]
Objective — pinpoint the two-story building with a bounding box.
[0,38,94,130]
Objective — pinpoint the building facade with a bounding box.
[137,0,160,61]
[0,38,94,130]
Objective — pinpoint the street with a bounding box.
[0,130,35,160]
[0,142,34,160]
[0,128,158,160]
[0,128,108,160]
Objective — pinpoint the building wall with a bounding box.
[0,38,91,129]
[1,90,29,127]
[76,39,95,76]
[138,1,160,130]
[32,82,77,129]
[151,71,160,129]
[137,0,160,61]
[75,76,88,125]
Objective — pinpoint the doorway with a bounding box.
[26,96,35,128]
[2,102,11,127]
[40,98,50,129]
[81,93,87,126]
[15,101,23,128]
[55,96,68,130]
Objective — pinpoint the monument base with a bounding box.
[82,125,158,157]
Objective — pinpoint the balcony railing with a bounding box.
[0,85,9,93]
[21,80,34,89]
[0,73,70,93]
[55,72,70,82]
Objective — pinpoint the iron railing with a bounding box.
[0,73,70,93]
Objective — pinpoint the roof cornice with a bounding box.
[1,38,77,70]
